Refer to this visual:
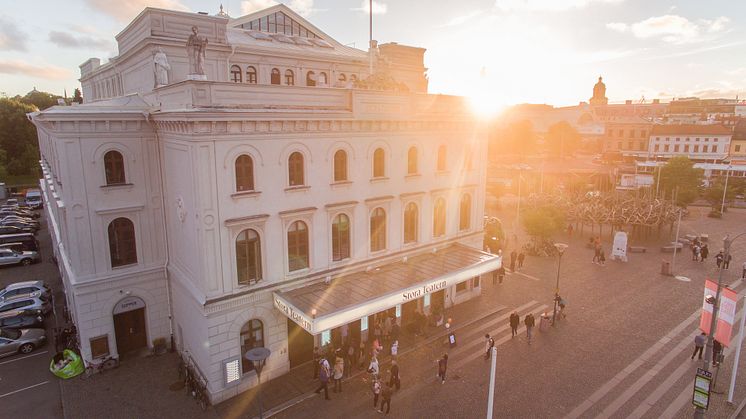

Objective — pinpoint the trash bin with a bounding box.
[661,260,671,276]
[539,315,550,331]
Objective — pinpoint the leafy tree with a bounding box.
[0,149,8,179]
[17,89,62,110]
[658,157,703,206]
[545,121,581,157]
[522,206,565,240]
[705,178,741,210]
[0,98,40,176]
[73,88,83,104]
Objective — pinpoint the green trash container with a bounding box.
[50,349,85,379]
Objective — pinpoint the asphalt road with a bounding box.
[0,209,64,419]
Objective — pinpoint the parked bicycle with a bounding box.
[53,325,79,352]
[81,356,119,379]
[178,351,209,411]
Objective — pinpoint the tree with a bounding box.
[658,157,703,206]
[545,121,581,157]
[72,88,83,104]
[0,98,39,176]
[522,206,565,240]
[704,178,740,210]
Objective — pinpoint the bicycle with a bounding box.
[82,356,119,379]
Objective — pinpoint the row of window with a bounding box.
[608,129,648,139]
[652,144,721,153]
[229,65,357,87]
[235,196,473,285]
[654,137,721,142]
[236,146,473,192]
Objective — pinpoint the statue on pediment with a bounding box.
[153,47,170,87]
[187,26,208,75]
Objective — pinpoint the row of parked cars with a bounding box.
[0,280,50,357]
[0,198,42,267]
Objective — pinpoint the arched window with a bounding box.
[433,198,446,237]
[240,319,264,373]
[246,66,257,84]
[331,214,350,261]
[373,148,385,178]
[285,69,295,85]
[338,73,347,83]
[407,147,418,175]
[370,207,386,252]
[306,71,316,87]
[287,221,309,271]
[108,217,137,267]
[333,150,347,182]
[403,202,418,244]
[318,72,328,86]
[288,152,304,186]
[437,145,447,171]
[271,68,281,85]
[230,65,242,83]
[235,154,254,192]
[236,229,262,285]
[104,150,126,185]
[459,194,472,231]
[350,74,358,83]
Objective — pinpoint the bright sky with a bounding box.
[1,0,745,107]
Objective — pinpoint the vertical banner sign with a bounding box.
[699,279,738,347]
[692,368,712,409]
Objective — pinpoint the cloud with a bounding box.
[84,0,189,22]
[352,0,387,14]
[0,16,28,52]
[606,14,730,44]
[0,60,71,80]
[439,11,482,28]
[494,0,623,12]
[48,31,111,50]
[240,0,314,17]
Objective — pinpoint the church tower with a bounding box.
[590,76,608,106]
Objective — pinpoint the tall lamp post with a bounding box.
[552,243,569,325]
[720,165,732,215]
[245,347,271,419]
[694,232,745,419]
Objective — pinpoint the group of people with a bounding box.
[590,237,606,266]
[509,250,526,272]
[690,240,710,262]
[691,332,723,365]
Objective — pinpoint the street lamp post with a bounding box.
[552,243,569,325]
[720,165,732,215]
[245,347,271,419]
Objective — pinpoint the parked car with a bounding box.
[0,310,44,329]
[0,209,40,219]
[0,280,51,302]
[0,233,39,252]
[0,296,51,315]
[0,248,40,266]
[4,198,18,206]
[0,225,34,235]
[0,327,47,356]
[1,215,39,225]
[25,190,42,210]
[1,220,39,233]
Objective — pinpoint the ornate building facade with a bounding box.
[29,5,498,403]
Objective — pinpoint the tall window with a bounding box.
[240,320,264,373]
[230,65,242,83]
[306,71,316,87]
[318,72,328,86]
[235,154,254,192]
[108,217,137,267]
[271,68,281,85]
[333,150,347,182]
[287,221,309,271]
[331,214,350,261]
[436,146,447,171]
[403,202,418,244]
[285,69,295,85]
[104,150,125,185]
[459,194,471,231]
[373,148,385,178]
[246,66,257,84]
[370,208,386,252]
[288,152,304,186]
[236,229,262,285]
[407,147,418,175]
[433,198,446,237]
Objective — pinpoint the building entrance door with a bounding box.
[113,307,147,356]
[402,299,419,328]
[287,318,314,369]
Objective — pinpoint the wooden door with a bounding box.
[287,319,314,369]
[114,308,147,356]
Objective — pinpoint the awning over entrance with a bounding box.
[273,243,501,334]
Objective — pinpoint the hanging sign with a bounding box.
[699,279,738,347]
[692,368,712,410]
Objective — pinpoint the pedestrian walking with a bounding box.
[598,248,606,266]
[716,251,724,269]
[742,260,746,279]
[389,359,401,390]
[314,360,331,400]
[724,253,732,269]
[517,252,525,269]
[701,244,709,262]
[312,346,320,379]
[372,378,382,409]
[691,332,706,360]
[437,354,448,384]
[484,334,495,359]
[714,339,723,365]
[524,313,535,344]
[557,296,567,319]
[390,340,398,359]
[510,311,520,337]
[391,320,400,342]
[347,342,356,376]
[358,340,366,369]
[592,243,601,264]
[367,355,380,379]
[379,383,393,414]
[498,265,506,284]
[510,250,517,272]
[692,244,700,261]
[333,351,344,393]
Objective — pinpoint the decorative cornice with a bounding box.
[224,213,270,227]
[278,206,317,218]
[364,195,394,204]
[324,200,358,209]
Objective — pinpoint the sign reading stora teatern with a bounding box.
[274,295,313,333]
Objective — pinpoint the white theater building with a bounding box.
[29,5,499,402]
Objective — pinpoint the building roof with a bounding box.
[650,124,732,136]
[226,29,367,60]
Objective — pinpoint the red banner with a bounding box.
[699,279,738,347]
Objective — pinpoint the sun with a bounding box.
[468,90,505,119]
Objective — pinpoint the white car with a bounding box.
[0,280,51,302]
[0,248,40,266]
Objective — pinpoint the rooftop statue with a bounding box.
[153,47,170,87]
[187,26,208,76]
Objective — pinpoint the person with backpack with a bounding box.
[333,351,344,393]
[314,359,331,400]
[484,334,495,360]
[367,355,380,379]
[379,383,393,414]
[524,313,535,344]
[372,378,382,409]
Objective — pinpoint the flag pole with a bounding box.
[369,0,373,75]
